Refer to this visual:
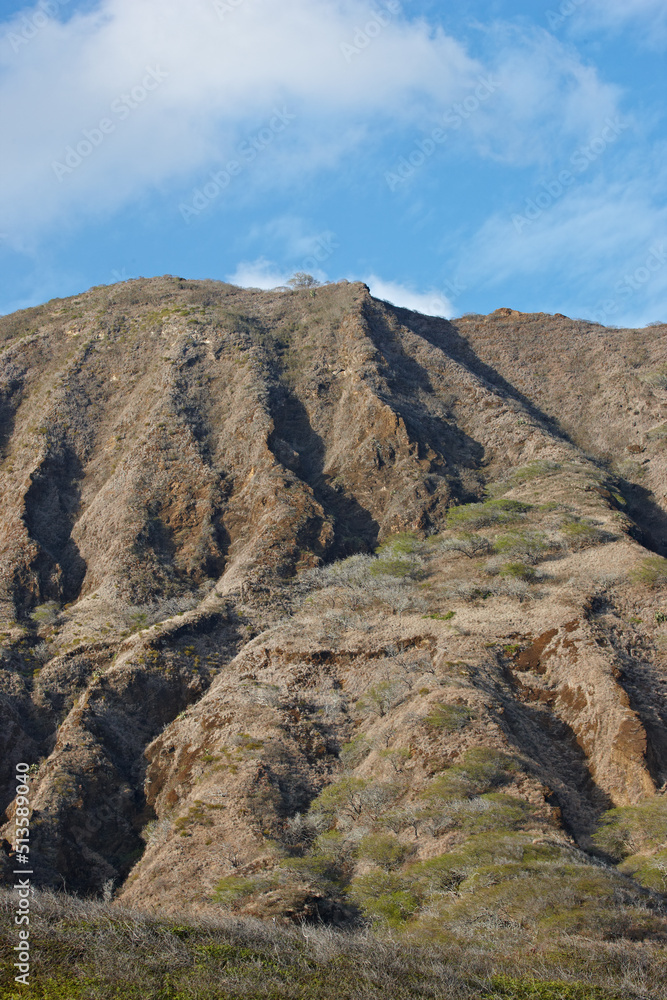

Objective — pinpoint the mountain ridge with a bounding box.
[0,276,665,949]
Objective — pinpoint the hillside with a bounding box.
[0,277,666,997]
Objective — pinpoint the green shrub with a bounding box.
[499,562,536,581]
[375,532,423,556]
[494,461,563,491]
[281,832,352,889]
[404,853,467,895]
[426,793,534,836]
[340,735,372,767]
[423,748,518,801]
[493,530,550,563]
[402,834,558,905]
[174,801,214,833]
[629,555,667,588]
[592,797,667,860]
[31,601,60,625]
[434,854,644,939]
[347,870,421,927]
[646,421,667,441]
[377,746,412,772]
[485,975,621,999]
[357,834,412,871]
[356,678,408,717]
[436,831,537,868]
[639,366,667,390]
[619,848,667,892]
[446,499,532,530]
[424,702,474,732]
[559,518,609,550]
[213,874,275,905]
[310,777,371,823]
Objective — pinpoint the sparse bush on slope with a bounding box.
[558,517,612,551]
[593,797,667,892]
[446,499,533,530]
[238,746,667,944]
[492,530,551,563]
[630,555,667,588]
[593,797,667,861]
[439,532,492,559]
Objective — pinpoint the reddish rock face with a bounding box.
[0,278,665,920]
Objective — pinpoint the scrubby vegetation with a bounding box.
[201,744,666,958]
[445,499,533,530]
[630,555,667,588]
[295,498,618,620]
[0,888,663,999]
[593,797,667,892]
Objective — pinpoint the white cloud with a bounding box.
[226,260,454,318]
[363,276,453,318]
[581,0,667,44]
[242,217,340,267]
[456,154,667,327]
[226,257,290,290]
[472,28,622,167]
[0,0,627,246]
[0,0,480,244]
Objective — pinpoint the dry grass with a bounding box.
[0,888,664,999]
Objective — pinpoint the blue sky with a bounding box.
[0,0,665,325]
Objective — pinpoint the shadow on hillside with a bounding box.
[269,387,380,558]
[380,302,667,556]
[498,690,613,839]
[22,444,87,609]
[616,478,667,557]
[27,607,248,895]
[0,395,18,461]
[384,304,573,445]
[361,305,487,503]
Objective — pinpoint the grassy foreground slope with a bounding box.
[0,889,663,999]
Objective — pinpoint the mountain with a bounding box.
[0,278,665,981]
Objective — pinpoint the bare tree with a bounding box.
[288,273,320,288]
[439,533,491,559]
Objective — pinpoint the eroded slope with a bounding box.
[0,280,664,941]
